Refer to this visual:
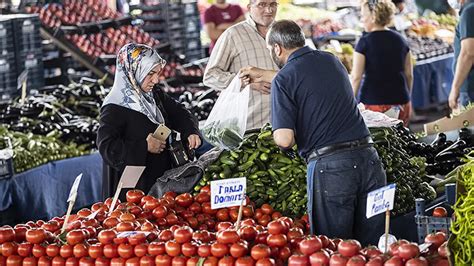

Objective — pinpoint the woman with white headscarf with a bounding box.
[97,43,202,199]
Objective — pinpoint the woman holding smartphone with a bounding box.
[97,43,202,200]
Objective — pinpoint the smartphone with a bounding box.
[153,124,171,141]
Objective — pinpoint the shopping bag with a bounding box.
[202,75,250,150]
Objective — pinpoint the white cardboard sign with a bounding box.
[121,166,146,188]
[211,177,246,209]
[67,173,83,202]
[366,184,396,219]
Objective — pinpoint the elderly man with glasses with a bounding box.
[203,0,280,131]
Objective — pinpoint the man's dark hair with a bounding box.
[267,20,305,50]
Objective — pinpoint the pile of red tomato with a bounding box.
[0,187,450,266]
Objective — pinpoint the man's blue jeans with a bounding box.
[306,145,387,246]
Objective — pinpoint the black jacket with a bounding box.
[97,88,200,200]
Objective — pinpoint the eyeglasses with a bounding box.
[254,2,278,9]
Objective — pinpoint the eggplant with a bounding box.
[430,132,447,147]
[434,139,467,162]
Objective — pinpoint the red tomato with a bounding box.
[124,257,140,266]
[26,229,46,244]
[128,233,146,246]
[88,243,103,259]
[329,253,348,266]
[198,244,212,257]
[98,230,117,245]
[41,222,60,233]
[309,250,330,265]
[250,244,270,261]
[139,256,154,266]
[181,242,197,257]
[133,244,147,257]
[238,226,257,242]
[103,244,119,259]
[361,246,382,258]
[38,256,51,266]
[103,217,120,229]
[424,232,446,249]
[241,219,256,227]
[118,244,134,259]
[260,204,273,215]
[165,241,181,257]
[266,234,287,248]
[45,244,60,257]
[217,256,235,266]
[267,221,288,235]
[77,209,92,218]
[337,240,361,258]
[438,241,448,258]
[126,190,145,204]
[255,258,274,266]
[60,244,73,258]
[405,257,428,266]
[65,257,78,266]
[365,257,384,266]
[171,256,187,266]
[14,226,28,243]
[288,254,309,266]
[155,255,172,266]
[398,243,420,260]
[148,242,166,256]
[257,215,271,227]
[6,255,22,266]
[110,257,126,266]
[235,256,255,266]
[2,241,17,257]
[216,222,233,232]
[346,255,366,266]
[120,213,136,223]
[201,203,217,215]
[384,256,403,266]
[298,236,323,255]
[152,206,168,219]
[211,243,229,258]
[66,230,85,246]
[194,192,210,204]
[78,257,94,266]
[217,230,240,245]
[229,241,248,258]
[174,227,193,244]
[17,242,33,257]
[159,230,174,242]
[432,207,447,217]
[95,257,110,266]
[23,257,38,266]
[72,244,88,258]
[116,222,135,232]
[0,227,15,244]
[165,214,179,226]
[32,244,46,258]
[175,193,193,208]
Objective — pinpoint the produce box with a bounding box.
[424,109,474,135]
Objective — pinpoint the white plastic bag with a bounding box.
[202,75,250,150]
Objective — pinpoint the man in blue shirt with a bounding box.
[240,20,386,245]
[448,0,474,110]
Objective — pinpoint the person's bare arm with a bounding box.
[404,51,414,92]
[204,22,225,42]
[350,52,366,97]
[449,38,474,110]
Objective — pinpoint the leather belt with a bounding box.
[306,136,373,163]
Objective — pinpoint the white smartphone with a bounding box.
[153,124,171,141]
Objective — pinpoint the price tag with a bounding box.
[121,166,146,188]
[17,70,28,105]
[211,177,246,209]
[366,184,396,219]
[116,231,151,238]
[68,173,83,203]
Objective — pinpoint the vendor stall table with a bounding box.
[412,54,454,109]
[0,153,102,225]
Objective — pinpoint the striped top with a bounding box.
[203,16,278,130]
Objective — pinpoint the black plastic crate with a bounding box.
[0,19,15,57]
[186,38,201,51]
[12,14,42,54]
[168,9,183,20]
[184,17,200,33]
[183,3,199,16]
[16,51,44,90]
[168,18,185,30]
[142,23,167,32]
[185,31,200,39]
[169,29,185,41]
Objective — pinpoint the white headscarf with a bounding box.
[102,43,166,125]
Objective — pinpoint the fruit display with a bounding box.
[369,124,438,216]
[311,19,345,39]
[407,35,453,61]
[0,188,450,266]
[323,43,354,73]
[410,14,457,37]
[197,125,307,217]
[449,151,474,265]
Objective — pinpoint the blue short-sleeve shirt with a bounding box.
[454,1,474,93]
[271,46,370,159]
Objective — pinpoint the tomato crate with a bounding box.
[414,183,456,243]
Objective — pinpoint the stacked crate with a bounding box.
[0,17,18,102]
[0,14,43,101]
[134,0,203,62]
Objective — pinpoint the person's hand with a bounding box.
[239,66,266,85]
[249,82,271,95]
[187,134,202,149]
[448,87,460,111]
[146,134,166,154]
